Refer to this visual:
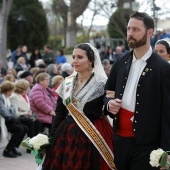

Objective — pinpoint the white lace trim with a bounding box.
[57,75,106,111]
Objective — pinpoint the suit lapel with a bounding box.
[124,53,133,77]
[117,52,133,100]
[138,52,154,83]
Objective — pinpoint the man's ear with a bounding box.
[147,28,154,38]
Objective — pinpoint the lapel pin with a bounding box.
[142,72,146,76]
[145,68,149,72]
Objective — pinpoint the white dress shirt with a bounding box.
[122,46,152,112]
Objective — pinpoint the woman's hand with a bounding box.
[28,111,32,116]
[106,90,115,98]
[49,111,56,116]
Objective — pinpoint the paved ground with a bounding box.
[0,141,37,170]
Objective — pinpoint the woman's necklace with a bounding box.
[72,73,94,107]
[78,73,92,84]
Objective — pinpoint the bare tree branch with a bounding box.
[71,0,91,19]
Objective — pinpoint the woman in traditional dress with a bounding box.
[154,39,170,62]
[42,43,116,170]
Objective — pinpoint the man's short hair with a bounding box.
[131,12,154,30]
[20,70,33,78]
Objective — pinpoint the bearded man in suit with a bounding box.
[105,12,170,170]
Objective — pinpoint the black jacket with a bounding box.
[104,50,170,151]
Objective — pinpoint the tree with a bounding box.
[7,0,49,51]
[108,8,132,39]
[52,0,91,47]
[79,0,116,42]
[0,0,13,66]
[117,0,135,8]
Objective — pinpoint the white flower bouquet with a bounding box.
[21,134,50,164]
[150,148,170,169]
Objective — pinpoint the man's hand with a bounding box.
[160,155,170,170]
[108,98,122,115]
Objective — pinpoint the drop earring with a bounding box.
[88,64,93,72]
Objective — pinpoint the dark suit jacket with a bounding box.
[104,50,170,151]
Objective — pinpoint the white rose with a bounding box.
[149,160,159,167]
[156,149,164,156]
[29,134,49,150]
[149,149,165,167]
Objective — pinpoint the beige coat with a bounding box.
[10,92,31,117]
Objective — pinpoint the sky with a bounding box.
[39,0,170,26]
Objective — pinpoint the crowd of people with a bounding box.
[0,11,170,170]
[0,45,72,158]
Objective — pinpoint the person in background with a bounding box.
[30,67,39,85]
[102,59,111,70]
[11,45,22,66]
[157,30,170,40]
[0,81,28,158]
[61,63,73,78]
[100,46,108,61]
[6,49,12,61]
[3,75,15,83]
[107,47,114,64]
[20,70,34,89]
[6,68,17,78]
[120,44,129,55]
[16,71,24,81]
[29,73,56,133]
[104,65,112,77]
[42,45,55,65]
[105,12,170,170]
[21,45,29,65]
[6,49,13,68]
[29,48,42,68]
[32,69,46,85]
[35,59,45,67]
[57,64,62,75]
[56,49,67,64]
[10,79,41,153]
[51,75,64,98]
[47,64,59,88]
[113,46,124,60]
[154,39,170,62]
[14,57,29,73]
[38,64,47,72]
[0,60,7,77]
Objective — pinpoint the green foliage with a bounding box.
[48,35,62,50]
[64,47,74,55]
[7,0,49,51]
[77,34,88,44]
[108,8,133,39]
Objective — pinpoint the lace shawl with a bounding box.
[57,75,107,112]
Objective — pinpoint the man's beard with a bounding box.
[127,32,147,49]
